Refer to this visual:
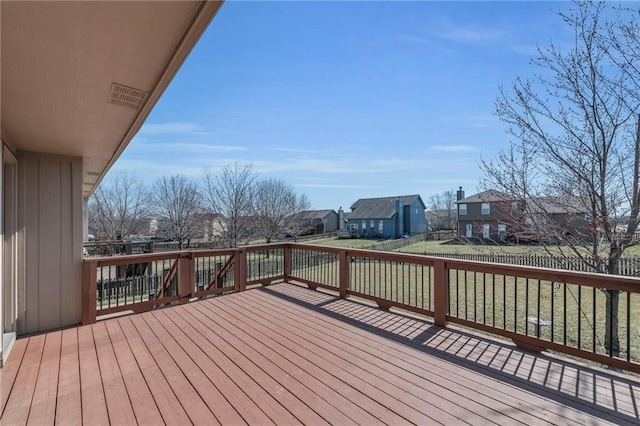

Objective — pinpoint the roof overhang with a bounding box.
[1,1,223,199]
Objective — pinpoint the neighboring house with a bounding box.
[346,195,428,238]
[456,187,590,243]
[297,210,339,235]
[456,188,512,241]
[527,196,590,242]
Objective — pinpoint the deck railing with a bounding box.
[82,244,286,323]
[83,242,640,373]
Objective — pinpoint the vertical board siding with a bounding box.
[61,160,82,325]
[38,159,62,329]
[24,156,40,333]
[20,153,83,334]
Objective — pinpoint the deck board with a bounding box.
[211,294,484,425]
[160,309,300,424]
[27,331,62,425]
[2,334,46,425]
[148,310,270,426]
[103,320,164,426]
[142,311,248,425]
[55,328,81,425]
[2,283,640,425]
[233,290,567,425]
[1,336,29,416]
[117,316,192,425]
[126,314,221,425]
[92,322,137,425]
[77,325,109,425]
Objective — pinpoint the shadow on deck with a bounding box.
[263,282,640,425]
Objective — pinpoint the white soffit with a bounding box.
[0,1,223,198]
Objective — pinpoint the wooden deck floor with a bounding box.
[2,283,640,425]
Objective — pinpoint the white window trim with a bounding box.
[459,204,467,215]
[481,203,490,215]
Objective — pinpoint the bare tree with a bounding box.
[482,1,640,356]
[201,163,257,247]
[152,175,203,249]
[88,170,149,240]
[427,190,457,230]
[253,178,311,243]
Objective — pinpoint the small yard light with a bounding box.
[526,316,552,338]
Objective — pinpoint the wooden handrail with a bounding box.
[82,242,640,373]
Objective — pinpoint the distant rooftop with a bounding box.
[349,195,423,220]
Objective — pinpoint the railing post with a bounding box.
[178,252,195,303]
[234,249,247,292]
[283,245,292,282]
[339,249,349,299]
[433,260,449,327]
[82,259,98,325]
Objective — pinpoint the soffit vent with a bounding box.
[108,83,148,110]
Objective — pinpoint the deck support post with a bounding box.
[178,252,195,303]
[339,250,349,299]
[234,249,247,292]
[284,245,292,282]
[433,260,449,327]
[82,259,98,324]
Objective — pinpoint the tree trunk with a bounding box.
[604,289,620,357]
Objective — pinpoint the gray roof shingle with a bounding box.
[349,195,423,220]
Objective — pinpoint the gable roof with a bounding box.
[298,210,337,220]
[457,189,510,204]
[349,195,424,220]
[531,196,587,215]
[457,189,588,215]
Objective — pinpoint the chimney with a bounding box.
[338,207,345,230]
[396,199,404,237]
[456,186,465,201]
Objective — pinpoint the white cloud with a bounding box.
[431,144,479,152]
[385,33,435,46]
[467,114,500,128]
[139,142,246,153]
[295,183,377,189]
[429,17,504,45]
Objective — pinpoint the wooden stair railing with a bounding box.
[157,259,178,299]
[204,254,235,291]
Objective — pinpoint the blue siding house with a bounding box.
[345,195,428,238]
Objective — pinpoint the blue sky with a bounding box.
[114,1,574,210]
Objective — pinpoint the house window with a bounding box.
[378,220,384,234]
[498,224,507,233]
[459,204,467,215]
[362,220,366,233]
[481,203,490,215]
